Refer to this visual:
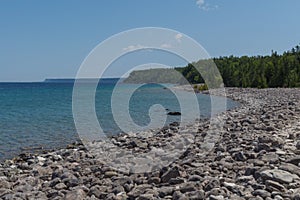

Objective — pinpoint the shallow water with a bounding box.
[0,80,239,160]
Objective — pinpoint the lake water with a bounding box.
[0,79,239,160]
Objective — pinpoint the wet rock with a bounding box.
[167,112,181,116]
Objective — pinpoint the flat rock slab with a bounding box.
[260,169,299,184]
[279,163,300,177]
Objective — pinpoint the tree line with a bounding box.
[125,45,300,88]
[179,45,300,88]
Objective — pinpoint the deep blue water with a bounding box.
[0,80,239,160]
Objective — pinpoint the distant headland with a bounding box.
[44,78,123,83]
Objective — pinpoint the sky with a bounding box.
[0,0,299,82]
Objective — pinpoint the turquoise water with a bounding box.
[0,80,238,160]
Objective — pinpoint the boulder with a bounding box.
[260,169,298,184]
[161,166,180,183]
[167,112,181,116]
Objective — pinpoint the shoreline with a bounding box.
[1,88,300,199]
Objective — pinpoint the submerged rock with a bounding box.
[167,111,181,116]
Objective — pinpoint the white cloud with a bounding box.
[196,0,218,11]
[196,0,205,7]
[123,44,146,52]
[175,33,183,42]
[160,43,172,48]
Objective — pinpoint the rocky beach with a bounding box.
[1,88,300,200]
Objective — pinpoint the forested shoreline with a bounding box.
[125,45,300,88]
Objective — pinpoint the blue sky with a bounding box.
[0,0,299,81]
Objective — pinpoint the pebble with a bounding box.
[0,88,299,199]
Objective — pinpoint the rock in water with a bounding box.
[167,111,181,116]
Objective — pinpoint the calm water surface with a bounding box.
[0,80,239,160]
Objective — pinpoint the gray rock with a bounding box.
[236,175,254,183]
[266,126,275,132]
[261,153,279,164]
[0,188,12,198]
[209,195,225,200]
[279,163,300,177]
[265,180,286,192]
[167,112,181,116]
[0,179,11,189]
[46,189,61,199]
[112,185,124,195]
[49,177,61,187]
[188,175,202,182]
[186,190,205,200]
[54,182,67,190]
[161,166,180,183]
[296,141,300,150]
[18,162,31,170]
[286,156,300,166]
[88,185,104,199]
[255,143,272,152]
[14,183,33,192]
[158,186,174,197]
[173,191,187,200]
[169,177,185,185]
[252,189,271,198]
[260,169,298,184]
[65,189,86,200]
[273,195,284,200]
[179,182,196,193]
[223,182,239,191]
[204,178,220,191]
[148,177,160,184]
[63,177,79,188]
[293,193,300,200]
[128,184,152,198]
[137,194,155,200]
[104,171,118,178]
